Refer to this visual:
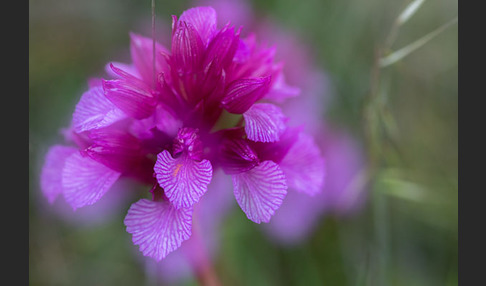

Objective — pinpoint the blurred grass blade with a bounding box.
[397,0,425,25]
[381,178,426,202]
[379,17,458,68]
[375,168,427,202]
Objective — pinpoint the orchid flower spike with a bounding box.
[40,6,326,261]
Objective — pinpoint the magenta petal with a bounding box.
[84,129,144,173]
[243,103,287,142]
[154,150,213,209]
[198,0,253,28]
[250,126,303,163]
[279,133,326,196]
[72,86,127,133]
[222,77,271,114]
[62,152,121,210]
[143,170,234,284]
[178,6,217,45]
[129,104,182,140]
[171,21,205,73]
[220,138,260,175]
[154,104,183,137]
[232,160,287,223]
[129,115,158,140]
[233,38,251,63]
[103,64,156,119]
[203,24,240,72]
[130,33,169,83]
[124,199,193,261]
[40,145,77,204]
[105,62,141,79]
[172,128,205,161]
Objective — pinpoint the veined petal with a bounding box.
[103,64,156,119]
[232,161,287,223]
[105,62,141,79]
[72,86,127,133]
[124,199,193,261]
[154,150,213,209]
[250,126,303,163]
[40,145,77,204]
[171,21,205,73]
[60,125,92,150]
[143,170,235,283]
[130,33,169,83]
[178,6,217,45]
[220,138,260,175]
[222,77,271,114]
[243,103,287,142]
[85,129,144,173]
[62,152,121,210]
[203,24,240,73]
[279,133,326,196]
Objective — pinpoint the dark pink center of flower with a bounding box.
[172,127,204,160]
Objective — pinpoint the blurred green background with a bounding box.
[29,0,457,285]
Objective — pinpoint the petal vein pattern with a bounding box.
[72,86,126,133]
[155,150,213,209]
[178,6,217,45]
[130,33,169,83]
[221,77,270,114]
[62,152,121,210]
[232,161,287,223]
[102,64,156,119]
[243,103,287,142]
[124,199,193,261]
[40,145,77,204]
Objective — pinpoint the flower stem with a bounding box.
[195,261,221,286]
[190,215,221,286]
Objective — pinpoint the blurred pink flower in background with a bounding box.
[252,12,368,245]
[264,126,367,245]
[199,0,368,247]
